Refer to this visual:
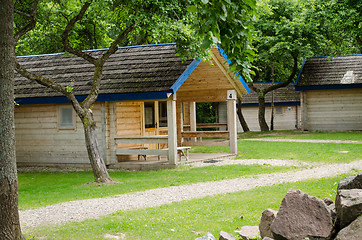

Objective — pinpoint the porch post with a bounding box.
[190,102,197,142]
[167,93,178,165]
[227,90,237,155]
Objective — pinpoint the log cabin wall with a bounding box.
[14,103,104,166]
[303,89,362,131]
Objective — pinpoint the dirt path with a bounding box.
[19,159,362,230]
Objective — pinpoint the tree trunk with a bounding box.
[237,98,250,132]
[258,95,270,132]
[0,0,24,238]
[81,110,112,183]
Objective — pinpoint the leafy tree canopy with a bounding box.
[15,0,256,81]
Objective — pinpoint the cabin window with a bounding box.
[275,107,283,115]
[58,106,76,129]
[158,101,167,127]
[144,102,155,128]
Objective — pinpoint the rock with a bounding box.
[195,232,216,240]
[270,190,333,240]
[259,209,277,239]
[262,238,274,240]
[335,215,362,240]
[335,189,362,229]
[327,203,337,223]
[219,231,235,240]
[337,172,362,190]
[323,197,334,205]
[238,226,259,240]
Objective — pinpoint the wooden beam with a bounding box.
[227,92,237,155]
[190,102,196,142]
[196,123,228,128]
[183,141,229,147]
[167,94,178,165]
[211,52,243,97]
[181,131,229,138]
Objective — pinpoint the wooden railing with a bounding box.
[115,136,168,156]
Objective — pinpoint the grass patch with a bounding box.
[238,130,362,141]
[192,141,362,163]
[24,171,359,240]
[18,164,297,210]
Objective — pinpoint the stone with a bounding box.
[195,232,216,240]
[238,226,259,240]
[270,189,333,240]
[335,215,362,240]
[262,238,274,240]
[337,172,362,190]
[327,203,337,223]
[323,197,334,205]
[219,231,235,240]
[335,189,362,229]
[259,209,277,239]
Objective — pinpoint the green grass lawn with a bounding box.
[238,130,362,141]
[24,172,359,240]
[18,164,297,210]
[192,138,362,163]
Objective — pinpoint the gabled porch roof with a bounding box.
[15,43,250,105]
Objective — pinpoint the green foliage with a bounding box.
[196,102,217,124]
[15,0,257,77]
[189,0,257,81]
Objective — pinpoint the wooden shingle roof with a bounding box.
[241,83,299,106]
[295,55,362,90]
[15,43,193,101]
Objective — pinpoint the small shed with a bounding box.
[218,83,300,132]
[14,43,250,169]
[295,54,362,131]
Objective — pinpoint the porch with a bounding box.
[108,152,235,171]
[107,90,238,170]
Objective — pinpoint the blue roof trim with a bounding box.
[216,44,251,95]
[294,57,307,86]
[295,84,362,91]
[170,59,201,94]
[15,91,171,105]
[17,43,177,58]
[241,101,300,107]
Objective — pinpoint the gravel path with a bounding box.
[19,159,362,230]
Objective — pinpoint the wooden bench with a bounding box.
[116,146,191,162]
[177,146,191,161]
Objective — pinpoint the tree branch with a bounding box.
[61,0,96,64]
[99,24,135,64]
[14,0,40,44]
[263,53,298,94]
[15,61,85,116]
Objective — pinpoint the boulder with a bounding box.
[219,231,235,240]
[262,238,274,240]
[335,189,362,229]
[195,232,216,240]
[238,226,259,240]
[259,209,277,239]
[270,190,333,240]
[337,172,362,190]
[335,215,362,240]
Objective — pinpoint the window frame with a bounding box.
[57,105,76,130]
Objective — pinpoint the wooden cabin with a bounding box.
[295,54,362,131]
[218,83,300,132]
[14,43,250,169]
